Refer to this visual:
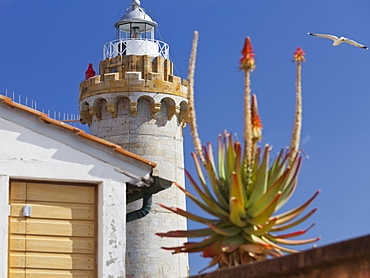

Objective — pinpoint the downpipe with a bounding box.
[126,193,152,223]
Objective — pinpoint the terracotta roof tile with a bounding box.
[0,95,156,167]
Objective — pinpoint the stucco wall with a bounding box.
[0,115,135,277]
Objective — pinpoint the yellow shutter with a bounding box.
[8,181,96,278]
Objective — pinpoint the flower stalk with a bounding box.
[289,47,305,166]
[187,31,205,165]
[240,37,256,177]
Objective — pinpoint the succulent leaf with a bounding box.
[267,149,289,187]
[246,167,291,217]
[218,134,226,181]
[274,190,320,225]
[185,168,228,214]
[209,223,242,237]
[248,145,270,204]
[247,192,282,225]
[265,234,320,245]
[247,234,272,248]
[159,204,215,224]
[276,155,302,210]
[239,244,266,254]
[229,197,247,227]
[221,235,246,253]
[202,237,223,257]
[204,147,230,209]
[226,133,236,178]
[205,142,217,175]
[274,223,316,238]
[230,172,247,215]
[260,236,301,253]
[191,152,215,200]
[271,208,318,232]
[247,217,278,236]
[156,227,216,238]
[172,236,221,254]
[174,182,229,217]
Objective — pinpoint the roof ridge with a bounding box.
[0,94,156,167]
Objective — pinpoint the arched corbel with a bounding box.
[150,103,161,117]
[89,106,102,120]
[167,105,180,120]
[80,110,92,126]
[130,102,138,117]
[179,108,189,127]
[106,102,117,118]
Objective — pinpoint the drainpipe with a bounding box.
[126,176,172,222]
[126,193,152,223]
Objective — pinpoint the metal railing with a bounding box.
[103,39,169,59]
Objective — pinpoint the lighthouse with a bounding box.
[79,1,189,277]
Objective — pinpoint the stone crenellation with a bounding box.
[79,55,188,102]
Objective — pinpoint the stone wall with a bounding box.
[79,55,188,101]
[190,235,370,278]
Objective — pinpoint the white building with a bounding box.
[0,95,156,277]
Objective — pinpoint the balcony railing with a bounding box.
[103,39,169,60]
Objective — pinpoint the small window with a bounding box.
[110,67,118,73]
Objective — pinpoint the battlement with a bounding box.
[79,55,188,102]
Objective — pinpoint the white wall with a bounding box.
[0,114,144,277]
[0,175,9,278]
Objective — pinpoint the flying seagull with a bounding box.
[308,33,368,49]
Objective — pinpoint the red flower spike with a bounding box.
[293,47,306,62]
[251,94,262,141]
[240,37,256,71]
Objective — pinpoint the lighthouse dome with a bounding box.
[114,1,158,32]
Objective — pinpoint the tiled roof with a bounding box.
[0,95,157,167]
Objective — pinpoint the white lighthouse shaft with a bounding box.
[79,2,190,277]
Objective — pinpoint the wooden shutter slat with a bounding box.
[26,183,94,204]
[25,252,95,270]
[10,218,94,237]
[10,203,94,220]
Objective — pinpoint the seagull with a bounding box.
[308,33,368,49]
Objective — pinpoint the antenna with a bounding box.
[2,90,83,126]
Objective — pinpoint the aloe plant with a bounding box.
[156,34,320,271]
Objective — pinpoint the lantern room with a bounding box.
[103,0,169,59]
[114,0,157,40]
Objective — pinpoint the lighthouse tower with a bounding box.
[79,1,189,277]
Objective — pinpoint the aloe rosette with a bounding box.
[157,134,319,269]
[156,35,319,270]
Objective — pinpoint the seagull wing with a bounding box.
[344,38,368,49]
[308,33,339,41]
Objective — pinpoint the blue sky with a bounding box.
[1,0,370,275]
